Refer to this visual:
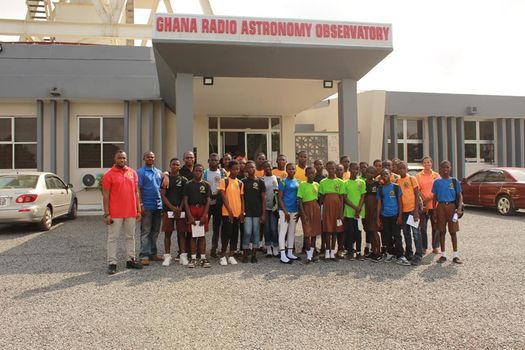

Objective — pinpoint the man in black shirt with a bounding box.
[160,158,188,266]
[180,150,195,181]
[183,164,212,268]
[313,159,326,183]
[241,161,266,263]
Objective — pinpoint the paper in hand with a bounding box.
[192,221,205,238]
[407,215,419,228]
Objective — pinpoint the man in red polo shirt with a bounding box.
[102,150,143,275]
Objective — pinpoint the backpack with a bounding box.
[451,177,465,218]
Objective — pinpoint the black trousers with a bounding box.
[344,218,362,253]
[221,216,239,254]
[381,215,403,258]
[208,202,222,251]
[420,209,440,249]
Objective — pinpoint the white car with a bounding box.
[0,172,77,230]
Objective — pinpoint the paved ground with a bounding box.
[0,207,524,350]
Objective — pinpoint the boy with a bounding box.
[203,153,227,258]
[272,154,288,180]
[241,161,266,263]
[373,159,383,177]
[359,162,369,181]
[343,162,366,260]
[397,161,424,265]
[182,164,212,268]
[313,159,326,183]
[432,160,463,264]
[376,169,410,266]
[160,158,188,266]
[295,151,308,182]
[262,161,280,257]
[254,153,266,178]
[218,160,245,266]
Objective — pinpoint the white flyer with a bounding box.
[407,215,420,228]
[192,221,205,238]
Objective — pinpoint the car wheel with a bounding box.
[496,195,516,216]
[39,207,53,231]
[68,200,78,220]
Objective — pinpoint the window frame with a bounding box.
[77,116,125,168]
[0,116,38,170]
[464,120,495,165]
[386,118,424,165]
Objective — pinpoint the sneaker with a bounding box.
[162,254,172,267]
[437,256,447,263]
[336,251,345,259]
[126,259,144,269]
[228,256,238,265]
[219,256,228,266]
[453,257,462,264]
[174,253,180,262]
[139,257,150,266]
[411,257,422,266]
[371,254,382,263]
[201,258,211,268]
[188,259,197,268]
[364,247,370,256]
[210,249,218,259]
[280,258,292,264]
[251,255,258,263]
[347,252,356,261]
[303,258,311,264]
[241,255,249,263]
[356,253,365,261]
[396,256,411,266]
[432,248,441,254]
[384,254,395,263]
[287,254,301,261]
[272,247,280,257]
[150,255,163,262]
[180,254,189,266]
[107,264,117,275]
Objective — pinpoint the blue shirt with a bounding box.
[278,178,299,212]
[137,165,163,210]
[377,183,402,217]
[432,178,461,202]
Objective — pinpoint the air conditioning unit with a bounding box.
[467,106,478,115]
[81,173,99,188]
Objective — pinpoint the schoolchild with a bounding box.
[432,160,464,264]
[204,153,227,258]
[313,159,326,184]
[277,163,301,264]
[160,158,188,266]
[295,151,308,182]
[182,164,212,268]
[376,169,410,266]
[319,161,345,261]
[218,160,245,266]
[363,166,382,262]
[254,153,266,178]
[272,154,288,181]
[262,161,280,257]
[297,167,322,263]
[416,156,441,254]
[340,155,351,180]
[343,162,366,260]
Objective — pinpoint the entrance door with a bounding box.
[222,132,245,159]
[246,133,268,161]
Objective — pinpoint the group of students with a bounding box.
[102,149,464,275]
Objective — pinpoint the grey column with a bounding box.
[49,100,57,173]
[447,117,457,177]
[124,101,129,153]
[63,100,70,184]
[516,119,524,167]
[36,100,44,171]
[136,100,142,168]
[496,119,506,167]
[148,101,154,152]
[337,79,358,160]
[506,118,515,166]
[437,117,447,163]
[382,116,389,160]
[456,117,465,179]
[428,116,438,169]
[160,102,166,169]
[175,73,194,156]
[389,115,398,159]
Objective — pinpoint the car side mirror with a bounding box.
[68,183,74,189]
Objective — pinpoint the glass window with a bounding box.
[397,143,404,160]
[407,143,423,163]
[468,171,487,183]
[0,119,12,141]
[52,176,67,189]
[385,117,391,139]
[406,120,423,139]
[271,132,280,164]
[480,144,494,164]
[45,176,58,190]
[208,117,218,129]
[271,118,280,130]
[79,118,100,141]
[479,121,494,140]
[485,171,505,182]
[0,175,38,189]
[14,144,37,169]
[465,144,477,161]
[465,121,476,140]
[396,119,403,139]
[14,118,37,142]
[79,144,101,168]
[103,143,124,168]
[103,118,124,142]
[0,144,13,169]
[209,131,218,154]
[220,117,268,129]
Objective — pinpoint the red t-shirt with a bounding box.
[102,165,138,218]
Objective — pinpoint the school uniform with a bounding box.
[219,177,244,253]
[295,165,308,182]
[363,179,381,255]
[241,177,266,250]
[398,175,423,259]
[314,173,326,184]
[343,177,366,254]
[416,170,440,250]
[203,168,226,254]
[319,178,345,233]
[278,177,300,251]
[377,183,404,258]
[183,180,211,233]
[297,181,322,237]
[432,178,461,234]
[162,173,188,234]
[272,168,287,181]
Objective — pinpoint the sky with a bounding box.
[2,0,525,96]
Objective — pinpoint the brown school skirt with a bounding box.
[363,193,379,232]
[436,203,459,234]
[301,200,322,237]
[322,193,344,233]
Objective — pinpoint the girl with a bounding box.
[277,163,300,264]
[298,167,322,263]
[319,161,345,261]
[363,166,382,262]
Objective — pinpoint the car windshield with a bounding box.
[507,169,525,182]
[0,175,39,189]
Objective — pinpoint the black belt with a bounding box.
[438,201,455,205]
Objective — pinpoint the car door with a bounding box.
[51,176,70,216]
[480,170,505,206]
[462,171,486,205]
[44,175,61,214]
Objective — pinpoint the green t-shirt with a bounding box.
[319,177,345,195]
[297,181,320,203]
[343,178,366,218]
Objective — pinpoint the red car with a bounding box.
[461,167,525,215]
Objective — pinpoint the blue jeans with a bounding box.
[264,210,279,248]
[242,217,260,249]
[139,209,162,258]
[402,212,422,258]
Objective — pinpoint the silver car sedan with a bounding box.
[0,172,77,230]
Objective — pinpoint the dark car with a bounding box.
[461,167,525,215]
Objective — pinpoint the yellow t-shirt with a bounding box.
[219,178,244,217]
[342,171,351,180]
[272,169,287,181]
[397,175,419,213]
[295,165,307,182]
[255,169,265,178]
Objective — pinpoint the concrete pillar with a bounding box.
[428,116,438,170]
[516,119,524,167]
[124,100,129,154]
[506,118,515,166]
[49,100,57,174]
[160,102,166,169]
[437,117,446,163]
[148,101,154,152]
[136,100,142,168]
[36,100,44,171]
[447,117,457,177]
[382,116,389,160]
[456,117,465,179]
[63,100,70,184]
[337,79,358,160]
[496,119,506,166]
[175,73,194,156]
[389,115,398,159]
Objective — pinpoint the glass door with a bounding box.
[246,133,268,161]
